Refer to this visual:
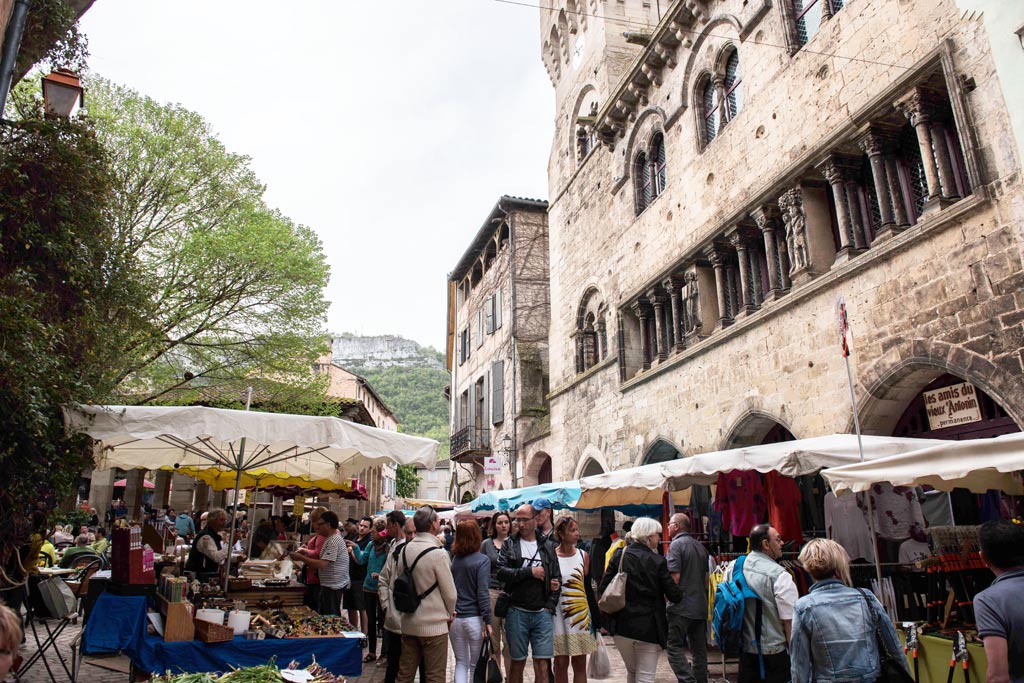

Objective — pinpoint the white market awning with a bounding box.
[821,431,1024,495]
[65,404,439,492]
[576,434,949,509]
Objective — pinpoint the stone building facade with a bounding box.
[446,197,551,500]
[524,0,1024,487]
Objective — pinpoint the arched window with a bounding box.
[651,132,667,196]
[576,289,608,374]
[723,51,743,119]
[634,131,667,214]
[634,151,652,214]
[702,77,719,143]
[700,50,743,149]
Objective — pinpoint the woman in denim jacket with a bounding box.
[790,539,909,683]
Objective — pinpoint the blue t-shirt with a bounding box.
[974,568,1024,683]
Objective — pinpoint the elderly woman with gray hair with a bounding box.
[790,539,909,683]
[599,517,682,683]
[185,508,239,579]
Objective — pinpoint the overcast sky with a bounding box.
[79,0,554,352]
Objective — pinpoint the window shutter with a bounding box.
[485,295,494,334]
[703,80,718,142]
[491,360,504,424]
[476,310,483,348]
[468,382,475,429]
[724,51,742,119]
[495,288,503,330]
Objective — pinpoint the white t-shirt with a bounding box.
[519,538,542,566]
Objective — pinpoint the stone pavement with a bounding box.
[16,621,739,683]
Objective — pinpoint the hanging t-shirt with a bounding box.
[764,471,803,544]
[713,470,767,538]
[860,483,926,540]
[824,491,876,562]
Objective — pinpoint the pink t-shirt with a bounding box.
[303,533,325,584]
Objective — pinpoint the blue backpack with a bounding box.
[712,555,765,676]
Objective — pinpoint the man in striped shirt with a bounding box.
[291,510,350,615]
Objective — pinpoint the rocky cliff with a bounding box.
[330,333,444,369]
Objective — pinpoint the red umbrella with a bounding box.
[112,478,155,489]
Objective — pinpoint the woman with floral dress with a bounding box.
[552,516,596,683]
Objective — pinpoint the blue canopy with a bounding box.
[459,481,685,518]
[461,481,581,512]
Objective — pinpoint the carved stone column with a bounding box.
[705,245,732,329]
[596,318,607,361]
[631,300,652,370]
[728,228,756,316]
[817,153,865,262]
[884,154,910,228]
[844,177,869,250]
[648,288,668,363]
[930,120,960,200]
[857,126,903,242]
[894,88,950,215]
[776,230,792,290]
[751,205,783,300]
[714,76,728,130]
[664,276,685,352]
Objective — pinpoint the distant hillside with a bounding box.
[333,334,450,460]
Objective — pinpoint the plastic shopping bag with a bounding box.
[588,634,611,680]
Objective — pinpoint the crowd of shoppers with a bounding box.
[13,494,1021,683]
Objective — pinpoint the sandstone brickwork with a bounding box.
[527,0,1024,483]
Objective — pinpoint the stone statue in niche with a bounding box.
[682,271,701,334]
[780,188,808,274]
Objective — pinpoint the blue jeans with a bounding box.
[505,607,554,661]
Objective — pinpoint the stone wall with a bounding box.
[534,0,1024,483]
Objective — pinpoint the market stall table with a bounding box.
[227,581,306,609]
[83,592,362,677]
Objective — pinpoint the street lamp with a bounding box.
[501,434,517,488]
[41,69,84,117]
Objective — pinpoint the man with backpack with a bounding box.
[498,503,562,683]
[716,524,797,683]
[393,506,457,683]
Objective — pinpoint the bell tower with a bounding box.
[541,1,662,190]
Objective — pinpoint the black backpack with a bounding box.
[392,544,443,613]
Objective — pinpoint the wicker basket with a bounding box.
[194,617,234,643]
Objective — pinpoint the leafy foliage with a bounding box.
[395,465,422,500]
[0,113,146,582]
[83,77,331,404]
[15,0,90,78]
[350,353,450,461]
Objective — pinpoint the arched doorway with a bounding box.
[892,373,1019,440]
[642,439,681,465]
[524,452,553,487]
[576,457,610,538]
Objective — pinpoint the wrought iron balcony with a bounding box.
[450,425,491,462]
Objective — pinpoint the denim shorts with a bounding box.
[505,606,554,660]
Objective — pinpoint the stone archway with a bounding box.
[574,457,609,538]
[524,452,553,486]
[641,438,682,465]
[856,341,1024,436]
[723,411,796,449]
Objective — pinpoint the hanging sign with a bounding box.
[835,295,852,358]
[292,496,306,516]
[923,382,982,431]
[484,455,502,475]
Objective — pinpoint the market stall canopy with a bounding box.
[65,405,439,493]
[457,481,582,513]
[821,432,1024,495]
[576,434,950,509]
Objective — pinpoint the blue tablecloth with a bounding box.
[83,592,362,676]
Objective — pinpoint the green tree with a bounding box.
[83,77,331,403]
[0,113,147,581]
[395,464,422,500]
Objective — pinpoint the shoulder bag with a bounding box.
[858,589,915,683]
[598,548,631,614]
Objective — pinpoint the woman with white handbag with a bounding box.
[597,517,682,683]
